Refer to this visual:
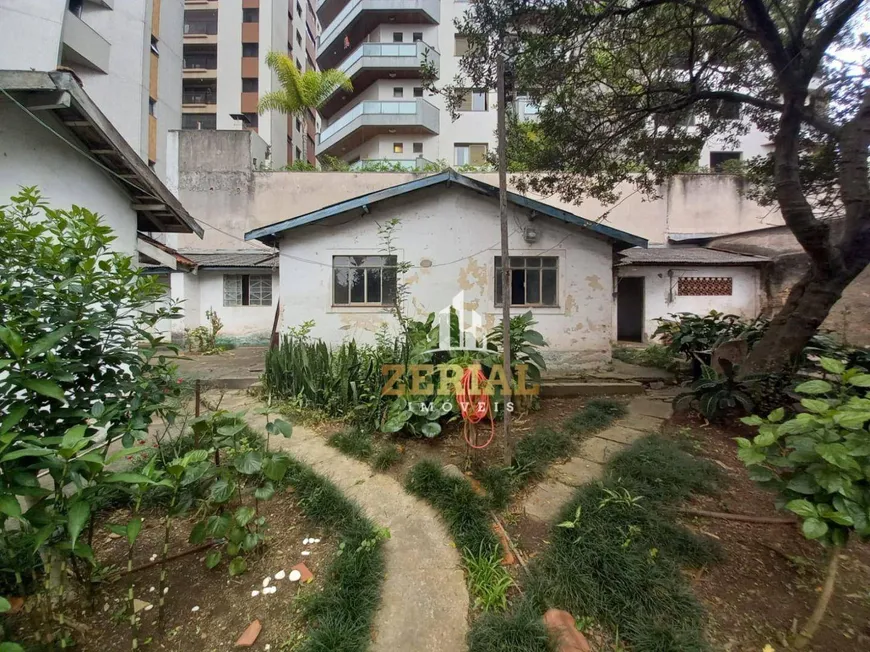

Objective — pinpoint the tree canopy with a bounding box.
[258,51,352,116]
[445,0,869,372]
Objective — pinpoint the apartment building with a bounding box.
[182,0,319,167]
[0,0,183,180]
[315,1,770,171]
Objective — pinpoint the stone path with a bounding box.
[218,391,469,652]
[523,394,674,522]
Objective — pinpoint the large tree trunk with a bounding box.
[742,263,862,375]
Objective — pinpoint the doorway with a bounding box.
[617,277,644,342]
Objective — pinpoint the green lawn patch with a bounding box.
[468,435,722,652]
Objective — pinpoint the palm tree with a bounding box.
[257,51,352,116]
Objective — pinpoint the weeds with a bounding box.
[468,435,721,652]
[371,444,402,471]
[464,544,514,612]
[612,344,678,371]
[328,429,374,461]
[563,399,628,435]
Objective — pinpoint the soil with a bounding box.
[13,489,333,652]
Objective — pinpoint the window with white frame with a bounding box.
[223,274,272,306]
[459,89,488,111]
[454,143,488,166]
[494,256,558,306]
[333,256,397,305]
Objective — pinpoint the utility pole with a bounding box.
[497,53,513,465]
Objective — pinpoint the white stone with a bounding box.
[148,586,155,592]
[163,587,169,595]
[288,569,302,582]
[191,606,200,612]
[149,554,157,562]
[301,551,310,556]
[274,570,286,580]
[303,538,310,545]
[313,538,321,543]
[251,590,260,597]
[144,604,153,611]
[262,577,271,588]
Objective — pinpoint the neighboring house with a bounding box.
[144,251,279,345]
[245,170,647,372]
[0,71,202,262]
[615,247,769,342]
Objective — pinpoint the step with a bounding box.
[540,381,644,397]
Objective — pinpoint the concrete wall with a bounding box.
[616,265,763,341]
[277,185,616,371]
[0,102,139,258]
[0,0,65,70]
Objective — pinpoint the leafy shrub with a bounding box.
[653,311,767,361]
[612,343,679,370]
[674,361,762,422]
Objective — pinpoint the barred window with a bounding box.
[677,276,732,296]
[495,256,558,306]
[333,256,397,305]
[223,274,272,306]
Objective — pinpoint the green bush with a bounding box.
[653,311,767,361]
[612,344,678,370]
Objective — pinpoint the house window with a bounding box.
[296,1,302,17]
[296,30,302,47]
[148,98,156,116]
[413,142,423,154]
[393,32,403,42]
[242,43,259,57]
[242,8,259,22]
[393,142,404,154]
[296,116,302,132]
[68,0,84,17]
[242,78,259,92]
[296,146,302,160]
[296,59,302,70]
[413,86,424,97]
[495,256,558,306]
[182,113,217,129]
[393,87,404,98]
[412,32,423,42]
[678,277,733,296]
[243,113,259,128]
[224,274,272,306]
[713,100,740,120]
[333,256,397,305]
[454,143,488,166]
[455,35,469,56]
[459,89,488,111]
[710,151,742,171]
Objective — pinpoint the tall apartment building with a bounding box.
[181,0,319,168]
[0,0,183,180]
[315,1,771,171]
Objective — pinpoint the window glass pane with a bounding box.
[413,87,424,97]
[249,275,272,306]
[383,265,397,305]
[469,144,488,164]
[510,256,523,267]
[454,36,469,56]
[333,268,349,304]
[350,268,366,303]
[366,268,382,303]
[494,256,502,268]
[393,142,403,153]
[454,146,469,165]
[334,256,350,267]
[542,269,557,305]
[526,269,540,303]
[459,92,473,111]
[471,91,486,111]
[350,255,367,267]
[494,271,502,305]
[525,256,541,267]
[541,256,558,268]
[223,275,242,306]
[511,269,525,305]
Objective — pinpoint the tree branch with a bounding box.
[741,0,795,83]
[804,0,864,81]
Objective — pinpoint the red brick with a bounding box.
[292,562,314,583]
[235,619,262,647]
[491,522,516,565]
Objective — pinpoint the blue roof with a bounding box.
[244,170,647,249]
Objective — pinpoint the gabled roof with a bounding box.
[245,170,647,249]
[181,250,278,269]
[616,246,770,266]
[0,70,203,237]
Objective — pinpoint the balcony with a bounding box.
[317,98,439,157]
[320,41,439,119]
[317,0,440,70]
[317,0,345,28]
[61,10,111,73]
[184,10,218,43]
[183,46,218,79]
[182,85,217,109]
[350,157,433,171]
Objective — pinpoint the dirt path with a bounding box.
[219,391,470,652]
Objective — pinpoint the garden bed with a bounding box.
[663,413,870,651]
[74,491,332,651]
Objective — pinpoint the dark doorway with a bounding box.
[617,277,644,342]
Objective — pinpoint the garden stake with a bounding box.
[157,487,180,627]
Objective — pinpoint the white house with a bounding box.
[615,247,769,342]
[245,170,647,372]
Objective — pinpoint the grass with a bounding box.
[328,429,403,472]
[371,444,402,471]
[464,544,514,613]
[612,344,678,370]
[467,435,722,652]
[284,456,386,652]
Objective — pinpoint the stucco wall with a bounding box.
[0,0,65,71]
[277,185,617,372]
[616,265,763,341]
[0,103,138,258]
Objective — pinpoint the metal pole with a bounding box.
[497,53,513,465]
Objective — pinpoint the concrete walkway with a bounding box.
[218,392,469,652]
[523,394,674,522]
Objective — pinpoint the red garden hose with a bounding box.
[459,367,495,449]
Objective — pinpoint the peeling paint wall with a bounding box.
[616,265,763,341]
[278,186,616,372]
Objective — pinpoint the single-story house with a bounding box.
[615,246,770,342]
[144,250,279,345]
[0,70,203,260]
[245,170,647,372]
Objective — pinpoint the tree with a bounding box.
[440,0,869,374]
[257,51,352,117]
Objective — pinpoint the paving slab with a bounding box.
[628,397,674,419]
[576,436,628,464]
[550,457,605,487]
[524,481,576,523]
[615,413,664,433]
[595,425,648,445]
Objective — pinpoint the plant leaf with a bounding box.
[29,325,72,357]
[205,549,222,569]
[233,451,263,475]
[801,517,828,540]
[0,494,22,519]
[126,517,143,546]
[271,419,293,438]
[228,556,247,576]
[235,506,255,527]
[785,499,817,518]
[67,501,90,549]
[19,378,66,402]
[794,380,832,395]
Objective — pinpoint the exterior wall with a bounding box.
[0,103,139,259]
[616,265,763,341]
[0,0,65,70]
[197,269,278,342]
[156,0,184,180]
[277,186,616,371]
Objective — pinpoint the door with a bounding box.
[617,276,644,342]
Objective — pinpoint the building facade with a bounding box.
[0,0,183,181]
[182,0,319,168]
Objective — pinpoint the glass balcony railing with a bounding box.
[183,56,217,69]
[182,89,217,104]
[184,21,218,35]
[336,41,438,74]
[321,100,420,143]
[350,157,434,171]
